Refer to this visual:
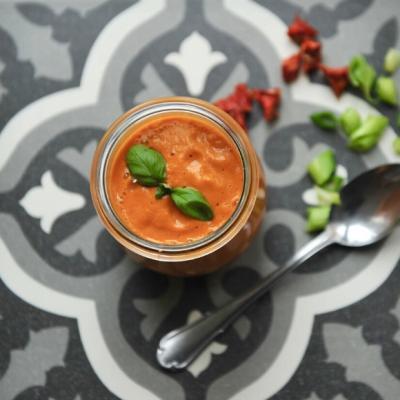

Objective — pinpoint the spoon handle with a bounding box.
[157,229,335,370]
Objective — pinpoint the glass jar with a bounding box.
[90,97,266,276]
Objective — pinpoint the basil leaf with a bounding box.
[155,183,172,199]
[310,111,338,130]
[349,55,376,102]
[126,144,166,187]
[171,187,214,221]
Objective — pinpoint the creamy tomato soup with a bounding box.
[106,112,244,244]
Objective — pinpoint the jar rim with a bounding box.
[94,99,251,253]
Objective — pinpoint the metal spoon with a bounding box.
[157,163,400,370]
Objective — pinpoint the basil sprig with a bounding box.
[310,111,338,130]
[126,144,214,221]
[126,144,166,186]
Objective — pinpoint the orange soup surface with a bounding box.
[107,113,244,244]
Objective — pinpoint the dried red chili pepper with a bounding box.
[214,83,253,130]
[282,52,302,82]
[287,16,318,45]
[253,88,281,122]
[300,39,322,73]
[215,84,282,127]
[231,110,247,129]
[232,83,253,112]
[319,64,349,97]
[214,99,248,130]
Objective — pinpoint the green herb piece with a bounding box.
[397,112,400,129]
[315,186,341,206]
[339,107,362,136]
[376,76,398,105]
[306,206,331,233]
[155,183,172,199]
[384,48,400,74]
[171,187,214,221]
[322,175,344,192]
[349,55,376,102]
[310,111,338,130]
[307,149,336,186]
[126,144,166,186]
[126,145,214,221]
[348,115,389,152]
[393,137,400,155]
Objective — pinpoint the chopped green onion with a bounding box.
[397,112,400,129]
[339,107,362,136]
[348,115,388,152]
[307,149,336,186]
[322,175,344,192]
[349,55,376,102]
[315,186,341,205]
[384,48,400,74]
[393,137,400,155]
[306,206,331,233]
[310,111,338,130]
[376,76,398,105]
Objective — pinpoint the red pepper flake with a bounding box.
[231,83,253,112]
[300,39,322,73]
[253,88,281,122]
[214,99,248,130]
[319,64,349,97]
[214,84,282,129]
[287,16,318,45]
[282,52,302,82]
[214,83,253,129]
[282,15,350,97]
[282,39,321,81]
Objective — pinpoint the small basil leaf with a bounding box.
[126,144,166,186]
[155,183,172,199]
[310,111,338,130]
[171,187,214,221]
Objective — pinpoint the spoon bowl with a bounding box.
[330,164,400,247]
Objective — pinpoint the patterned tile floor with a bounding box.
[0,1,400,399]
